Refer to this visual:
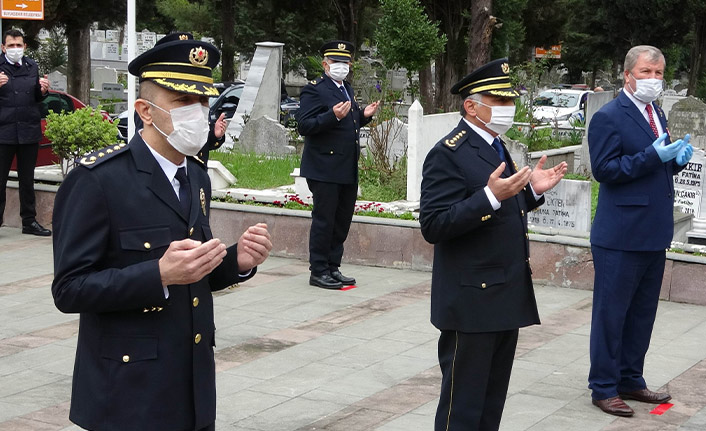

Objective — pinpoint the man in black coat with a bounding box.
[51,35,272,431]
[296,40,379,289]
[420,59,567,430]
[0,28,51,236]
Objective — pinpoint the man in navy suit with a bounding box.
[420,58,567,430]
[52,35,272,431]
[296,40,379,289]
[588,45,693,417]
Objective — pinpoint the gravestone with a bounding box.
[661,94,686,120]
[577,91,614,175]
[92,67,118,90]
[237,116,294,155]
[105,29,120,43]
[48,71,67,92]
[94,30,106,42]
[235,42,283,121]
[101,83,124,100]
[527,179,592,233]
[360,118,408,165]
[674,149,705,216]
[668,97,706,151]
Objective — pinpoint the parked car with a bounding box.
[532,89,592,127]
[208,80,300,125]
[11,89,111,169]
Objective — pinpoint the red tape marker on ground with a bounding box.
[650,403,674,415]
[341,285,357,291]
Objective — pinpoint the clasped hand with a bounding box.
[653,133,693,165]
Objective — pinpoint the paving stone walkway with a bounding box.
[2,226,706,430]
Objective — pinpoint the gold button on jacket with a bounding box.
[194,333,202,344]
[122,355,130,363]
[192,297,199,307]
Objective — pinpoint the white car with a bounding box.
[532,89,592,126]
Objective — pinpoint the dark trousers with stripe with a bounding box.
[435,329,519,431]
[306,179,357,275]
[588,246,665,400]
[0,143,39,226]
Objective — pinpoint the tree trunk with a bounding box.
[423,0,471,112]
[332,0,364,48]
[221,0,236,81]
[467,0,494,71]
[687,19,705,96]
[66,23,91,104]
[419,63,434,112]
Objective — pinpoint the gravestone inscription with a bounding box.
[527,179,591,232]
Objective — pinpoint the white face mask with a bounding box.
[327,62,349,82]
[474,100,516,135]
[148,101,210,157]
[629,73,663,103]
[5,47,23,64]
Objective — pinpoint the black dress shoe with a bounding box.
[22,221,51,237]
[619,388,672,404]
[330,270,355,285]
[310,274,343,289]
[592,396,634,417]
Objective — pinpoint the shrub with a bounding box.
[45,106,119,176]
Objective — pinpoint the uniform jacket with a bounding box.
[296,74,372,184]
[588,91,684,251]
[420,119,543,333]
[51,134,255,431]
[0,55,44,145]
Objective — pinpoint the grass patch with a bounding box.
[210,151,301,189]
[358,153,407,202]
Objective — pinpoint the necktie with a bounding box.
[339,85,350,101]
[491,137,506,164]
[645,104,659,137]
[174,167,191,218]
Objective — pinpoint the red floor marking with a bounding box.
[649,403,674,415]
[341,285,357,291]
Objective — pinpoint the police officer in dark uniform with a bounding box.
[131,32,228,165]
[51,34,272,431]
[419,59,567,430]
[296,40,379,289]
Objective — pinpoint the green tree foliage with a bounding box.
[45,107,119,177]
[374,0,446,100]
[491,0,528,63]
[28,27,67,75]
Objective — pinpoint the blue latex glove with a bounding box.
[652,133,685,162]
[676,134,693,166]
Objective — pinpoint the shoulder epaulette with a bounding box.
[441,129,468,151]
[79,142,128,168]
[309,76,325,86]
[189,155,207,169]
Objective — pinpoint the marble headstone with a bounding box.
[237,116,294,155]
[668,97,706,151]
[527,179,592,233]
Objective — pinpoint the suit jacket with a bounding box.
[296,74,372,184]
[420,119,543,333]
[0,55,44,145]
[588,91,684,251]
[51,134,255,431]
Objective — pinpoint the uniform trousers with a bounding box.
[588,246,665,400]
[435,329,518,431]
[306,179,357,275]
[0,143,39,226]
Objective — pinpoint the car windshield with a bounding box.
[534,91,579,108]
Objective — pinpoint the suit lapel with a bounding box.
[187,160,203,225]
[130,135,188,221]
[618,92,658,141]
[465,122,508,176]
[324,75,348,103]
